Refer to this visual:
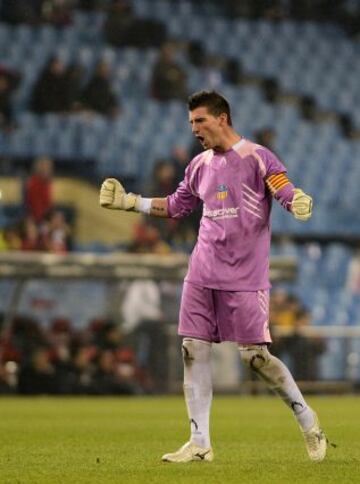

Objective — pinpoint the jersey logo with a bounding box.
[216,184,228,200]
[203,205,239,219]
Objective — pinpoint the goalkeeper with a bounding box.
[99,90,325,463]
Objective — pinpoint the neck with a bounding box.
[214,129,242,152]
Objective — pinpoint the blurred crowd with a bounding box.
[0,284,327,396]
[30,57,119,118]
[1,0,359,138]
[1,0,359,32]
[0,313,159,395]
[0,156,72,253]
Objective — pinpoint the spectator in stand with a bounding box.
[300,95,318,122]
[104,0,166,48]
[172,146,190,187]
[49,318,77,394]
[222,57,246,85]
[255,128,275,150]
[115,347,151,393]
[65,63,84,111]
[270,289,302,329]
[0,362,16,394]
[76,60,119,117]
[147,159,178,198]
[18,347,57,394]
[0,73,13,129]
[187,41,208,68]
[0,0,43,24]
[1,0,75,26]
[30,57,74,113]
[0,65,20,131]
[10,315,47,366]
[0,230,7,251]
[0,224,22,251]
[338,114,360,140]
[25,156,53,225]
[42,209,72,253]
[129,220,171,255]
[93,349,141,394]
[223,0,288,19]
[90,319,122,351]
[72,344,98,394]
[151,42,188,101]
[187,42,246,88]
[78,0,102,10]
[103,0,135,47]
[261,77,280,103]
[20,217,42,251]
[41,0,74,27]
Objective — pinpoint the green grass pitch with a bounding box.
[0,395,359,483]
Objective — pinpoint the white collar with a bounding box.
[232,138,245,151]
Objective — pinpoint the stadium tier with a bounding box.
[0,10,359,234]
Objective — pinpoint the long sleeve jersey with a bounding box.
[167,138,295,291]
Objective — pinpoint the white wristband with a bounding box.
[138,197,152,214]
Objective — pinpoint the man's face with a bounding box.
[189,106,227,150]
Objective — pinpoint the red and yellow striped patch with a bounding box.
[266,172,290,194]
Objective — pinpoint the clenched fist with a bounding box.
[291,188,313,221]
[99,178,141,211]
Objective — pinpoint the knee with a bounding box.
[239,344,270,371]
[182,338,195,364]
[182,338,211,365]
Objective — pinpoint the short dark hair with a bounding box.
[187,90,232,126]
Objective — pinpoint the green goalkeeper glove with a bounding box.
[291,188,313,221]
[99,178,141,211]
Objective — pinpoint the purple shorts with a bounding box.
[179,281,271,344]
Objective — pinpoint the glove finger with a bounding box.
[99,198,113,206]
[103,178,125,193]
[295,213,311,221]
[293,194,310,202]
[102,180,116,191]
[101,184,115,195]
[100,192,113,201]
[294,204,310,213]
[99,189,114,203]
[105,177,120,184]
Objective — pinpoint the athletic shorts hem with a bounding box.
[178,331,212,342]
[231,337,272,345]
[178,331,271,345]
[184,278,271,292]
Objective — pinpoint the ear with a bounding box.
[219,112,228,126]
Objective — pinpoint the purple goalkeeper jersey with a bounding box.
[167,138,295,291]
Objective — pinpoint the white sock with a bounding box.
[264,355,315,431]
[182,338,212,448]
[239,346,315,432]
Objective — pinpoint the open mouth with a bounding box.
[196,136,205,144]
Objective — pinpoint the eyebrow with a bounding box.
[190,116,206,124]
